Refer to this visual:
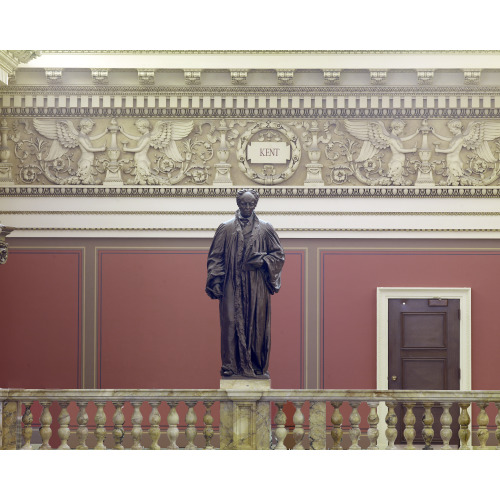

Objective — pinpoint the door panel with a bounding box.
[388,298,460,446]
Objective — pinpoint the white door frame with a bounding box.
[376,287,471,447]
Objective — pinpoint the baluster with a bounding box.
[367,402,379,450]
[403,403,416,450]
[458,403,471,450]
[166,401,180,449]
[274,402,287,450]
[112,401,125,450]
[477,402,489,449]
[131,402,143,450]
[202,401,214,450]
[292,401,305,450]
[21,402,33,450]
[39,401,52,450]
[495,403,500,450]
[385,402,397,450]
[94,402,107,450]
[348,402,361,450]
[58,402,71,450]
[422,402,434,450]
[440,402,453,450]
[185,401,198,450]
[149,401,161,450]
[76,402,89,450]
[330,401,343,450]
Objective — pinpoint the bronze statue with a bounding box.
[206,188,285,378]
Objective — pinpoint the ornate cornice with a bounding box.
[0,51,40,85]
[2,210,499,216]
[37,50,500,55]
[1,186,499,198]
[2,108,498,119]
[3,84,500,95]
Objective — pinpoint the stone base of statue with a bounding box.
[219,378,271,450]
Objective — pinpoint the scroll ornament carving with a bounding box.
[2,118,500,187]
[326,119,500,186]
[8,118,213,186]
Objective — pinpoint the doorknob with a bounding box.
[391,375,398,381]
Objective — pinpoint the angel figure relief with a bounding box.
[119,119,194,184]
[431,120,500,185]
[33,118,107,184]
[344,119,419,185]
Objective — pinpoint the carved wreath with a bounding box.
[236,121,301,185]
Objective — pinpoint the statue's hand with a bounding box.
[246,252,266,270]
[213,283,223,298]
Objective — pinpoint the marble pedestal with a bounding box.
[219,378,271,450]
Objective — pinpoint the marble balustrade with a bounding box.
[1,389,500,450]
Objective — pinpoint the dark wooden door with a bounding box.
[388,298,460,446]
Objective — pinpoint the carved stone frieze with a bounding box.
[1,184,500,198]
[2,117,500,189]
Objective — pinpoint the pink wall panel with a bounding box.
[98,250,220,389]
[321,250,500,390]
[0,250,82,388]
[269,251,304,389]
[98,248,304,389]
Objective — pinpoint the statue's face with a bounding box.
[237,192,257,218]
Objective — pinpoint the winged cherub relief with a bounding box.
[431,120,500,185]
[33,118,107,184]
[119,119,194,184]
[344,119,419,185]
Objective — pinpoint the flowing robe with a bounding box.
[206,211,285,377]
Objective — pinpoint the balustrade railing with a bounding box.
[2,389,500,450]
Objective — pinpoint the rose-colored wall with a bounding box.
[322,250,500,390]
[0,250,82,388]
[97,249,304,389]
[2,243,500,393]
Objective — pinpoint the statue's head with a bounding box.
[448,120,463,134]
[135,119,151,132]
[79,118,95,132]
[390,119,405,135]
[236,188,259,218]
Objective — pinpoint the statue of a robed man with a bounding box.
[206,189,285,378]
